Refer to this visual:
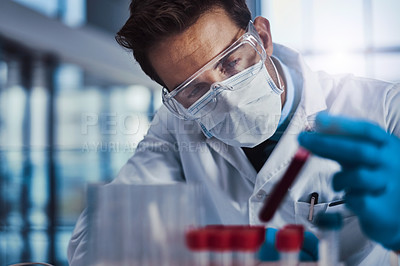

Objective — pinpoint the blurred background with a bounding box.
[0,0,399,265]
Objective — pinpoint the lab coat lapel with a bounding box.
[205,138,257,184]
[254,109,309,191]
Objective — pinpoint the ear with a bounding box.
[253,16,273,56]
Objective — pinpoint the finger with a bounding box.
[314,112,387,146]
[332,168,387,193]
[298,132,381,167]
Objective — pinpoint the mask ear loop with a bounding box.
[268,56,285,95]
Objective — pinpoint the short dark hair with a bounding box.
[115,0,251,86]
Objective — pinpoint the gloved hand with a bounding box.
[298,112,400,251]
[257,228,319,261]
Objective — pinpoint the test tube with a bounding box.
[232,226,265,266]
[315,212,343,266]
[185,228,210,266]
[259,148,310,222]
[186,225,265,266]
[275,225,304,266]
[282,224,304,245]
[208,228,233,266]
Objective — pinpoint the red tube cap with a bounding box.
[208,229,232,251]
[276,226,303,252]
[185,229,209,251]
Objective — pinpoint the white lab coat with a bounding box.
[68,44,400,265]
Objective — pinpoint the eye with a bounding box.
[181,82,210,101]
[222,57,241,75]
[226,59,239,69]
[188,85,205,98]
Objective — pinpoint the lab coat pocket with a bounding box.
[296,200,372,264]
[294,200,355,231]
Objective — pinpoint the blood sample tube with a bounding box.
[282,224,304,245]
[185,228,210,266]
[208,228,233,266]
[276,226,304,266]
[259,148,310,222]
[232,226,266,266]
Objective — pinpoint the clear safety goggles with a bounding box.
[162,21,267,120]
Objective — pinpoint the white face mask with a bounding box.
[196,59,283,147]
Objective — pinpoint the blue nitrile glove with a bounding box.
[298,112,400,251]
[257,228,319,261]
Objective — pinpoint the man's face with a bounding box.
[148,7,244,92]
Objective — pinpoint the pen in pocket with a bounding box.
[328,199,345,207]
[308,192,319,221]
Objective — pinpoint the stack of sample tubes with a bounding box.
[185,225,265,266]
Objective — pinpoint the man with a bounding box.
[68,0,400,265]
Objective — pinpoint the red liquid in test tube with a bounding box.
[258,147,310,222]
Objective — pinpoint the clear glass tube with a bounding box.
[235,251,256,266]
[279,251,299,266]
[211,251,232,266]
[192,251,209,266]
[319,230,339,266]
